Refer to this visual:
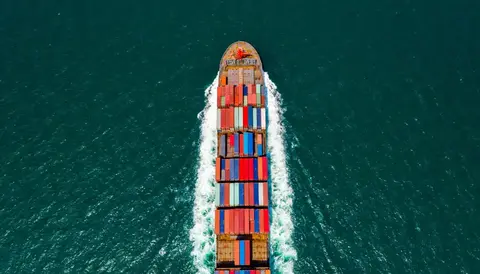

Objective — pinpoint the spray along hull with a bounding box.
[214,41,272,274]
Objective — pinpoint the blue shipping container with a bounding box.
[248,106,253,128]
[250,133,254,156]
[239,183,244,205]
[254,183,259,205]
[221,158,225,170]
[257,108,261,129]
[254,158,258,181]
[220,210,224,233]
[235,159,239,181]
[220,183,224,206]
[231,159,235,182]
[243,85,247,96]
[254,209,260,232]
[257,144,262,156]
[234,133,239,154]
[220,135,226,157]
[240,240,245,265]
[243,134,248,155]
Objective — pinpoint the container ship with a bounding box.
[214,41,271,274]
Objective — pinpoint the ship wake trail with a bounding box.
[189,74,219,274]
[265,72,298,273]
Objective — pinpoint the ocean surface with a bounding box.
[1,1,479,273]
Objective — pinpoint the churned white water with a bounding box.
[265,72,297,273]
[190,73,297,274]
[189,75,218,274]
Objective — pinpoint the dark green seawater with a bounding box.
[1,0,479,273]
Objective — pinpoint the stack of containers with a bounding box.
[214,209,270,235]
[215,64,269,272]
[215,270,271,274]
[218,132,265,157]
[215,183,269,207]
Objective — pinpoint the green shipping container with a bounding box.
[221,97,226,107]
[257,93,261,107]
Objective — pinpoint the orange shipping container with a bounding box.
[239,208,244,234]
[263,183,269,206]
[225,183,230,206]
[215,210,220,234]
[234,240,240,266]
[220,75,227,85]
[244,208,249,234]
[249,209,255,233]
[230,208,234,234]
[258,157,263,180]
[235,209,240,234]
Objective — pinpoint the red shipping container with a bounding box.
[263,183,268,206]
[264,209,270,233]
[226,86,230,106]
[225,183,230,206]
[244,208,249,234]
[263,156,268,180]
[249,209,255,233]
[250,184,255,206]
[229,135,234,156]
[235,209,240,234]
[261,95,265,106]
[242,160,245,181]
[221,109,225,130]
[239,133,243,156]
[215,159,220,181]
[229,209,235,234]
[243,107,248,130]
[245,157,249,181]
[259,209,264,233]
[245,240,250,265]
[234,240,240,266]
[250,158,255,181]
[217,86,221,106]
[225,159,230,181]
[237,85,242,106]
[230,107,234,129]
[239,209,244,234]
[215,210,219,234]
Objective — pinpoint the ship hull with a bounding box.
[214,41,271,273]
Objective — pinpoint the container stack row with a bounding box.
[217,106,266,131]
[215,270,271,274]
[217,84,265,108]
[218,133,265,157]
[215,208,270,234]
[215,157,269,182]
[225,69,255,86]
[217,239,269,264]
[215,183,269,207]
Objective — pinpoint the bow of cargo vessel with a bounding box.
[214,41,271,274]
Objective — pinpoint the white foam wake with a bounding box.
[265,72,297,273]
[189,74,218,274]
